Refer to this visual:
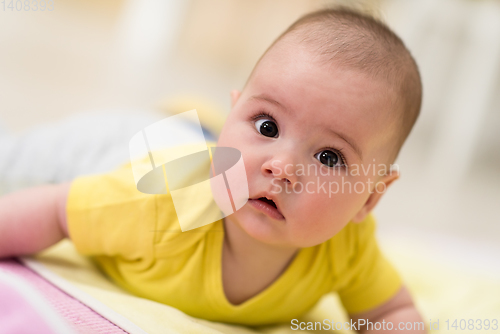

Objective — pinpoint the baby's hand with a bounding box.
[349,286,428,333]
[0,183,70,258]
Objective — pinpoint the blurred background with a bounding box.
[0,0,499,330]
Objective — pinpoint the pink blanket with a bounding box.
[0,258,127,334]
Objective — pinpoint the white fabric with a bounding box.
[0,109,215,195]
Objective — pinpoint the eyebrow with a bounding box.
[328,129,363,161]
[249,94,288,113]
[249,94,363,160]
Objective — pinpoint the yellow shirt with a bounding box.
[67,159,402,326]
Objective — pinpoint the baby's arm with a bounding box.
[0,183,70,258]
[349,285,427,333]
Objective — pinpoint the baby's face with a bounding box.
[217,41,398,248]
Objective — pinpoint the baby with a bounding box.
[0,8,425,333]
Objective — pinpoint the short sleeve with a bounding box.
[66,160,158,262]
[337,215,402,314]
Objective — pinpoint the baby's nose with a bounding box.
[261,158,298,186]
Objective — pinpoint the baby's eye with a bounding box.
[315,150,343,167]
[255,118,278,138]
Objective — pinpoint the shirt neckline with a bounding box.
[208,219,306,312]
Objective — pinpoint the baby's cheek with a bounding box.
[218,124,250,150]
[217,128,235,148]
[307,189,361,224]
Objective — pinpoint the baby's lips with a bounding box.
[250,193,283,216]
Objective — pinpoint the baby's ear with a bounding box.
[230,90,241,108]
[351,170,399,223]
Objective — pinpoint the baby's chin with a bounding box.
[248,220,349,249]
[225,207,293,246]
[225,207,322,249]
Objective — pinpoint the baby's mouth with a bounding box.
[248,196,284,220]
[258,197,277,209]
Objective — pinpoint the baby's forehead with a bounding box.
[254,42,400,107]
[258,35,398,89]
